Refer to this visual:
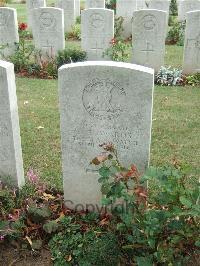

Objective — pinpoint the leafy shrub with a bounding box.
[104,38,130,62]
[66,24,81,40]
[114,15,124,39]
[166,21,186,46]
[90,143,200,265]
[106,0,116,13]
[170,0,178,16]
[56,48,86,68]
[156,66,183,86]
[186,73,200,86]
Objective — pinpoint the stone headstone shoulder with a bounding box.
[32,7,65,57]
[178,0,200,21]
[0,60,24,188]
[116,0,137,38]
[26,0,46,29]
[183,10,200,74]
[56,0,76,32]
[0,7,19,58]
[85,0,105,9]
[132,9,167,72]
[59,61,154,209]
[81,8,114,61]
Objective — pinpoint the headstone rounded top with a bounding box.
[58,61,154,75]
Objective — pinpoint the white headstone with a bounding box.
[32,7,65,57]
[178,0,200,21]
[81,8,114,60]
[116,0,137,38]
[85,0,105,9]
[0,60,24,188]
[26,0,46,29]
[137,0,148,10]
[59,61,154,208]
[56,0,76,32]
[148,0,170,21]
[75,0,80,17]
[183,10,200,73]
[132,9,167,72]
[0,8,19,58]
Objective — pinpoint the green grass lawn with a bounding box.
[16,77,200,189]
[5,2,200,189]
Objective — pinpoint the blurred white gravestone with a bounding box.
[137,0,147,10]
[0,60,24,188]
[148,0,170,21]
[26,0,46,29]
[0,8,19,58]
[116,0,137,38]
[75,0,80,17]
[32,7,65,57]
[81,8,114,60]
[85,0,105,9]
[178,0,200,21]
[183,10,200,73]
[56,0,76,32]
[59,61,154,208]
[132,9,167,72]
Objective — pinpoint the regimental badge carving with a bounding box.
[39,12,56,30]
[82,78,126,120]
[89,13,105,29]
[142,15,157,30]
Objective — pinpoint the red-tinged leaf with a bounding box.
[91,153,109,165]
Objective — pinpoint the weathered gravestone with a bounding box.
[0,8,19,58]
[56,0,76,32]
[81,8,114,60]
[0,60,24,188]
[26,0,46,29]
[178,0,200,21]
[137,0,147,10]
[132,9,167,72]
[75,0,80,17]
[59,61,154,208]
[116,0,137,38]
[183,10,200,73]
[32,7,65,57]
[148,0,170,21]
[85,0,105,9]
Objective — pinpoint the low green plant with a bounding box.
[156,66,183,86]
[166,21,186,46]
[170,0,178,16]
[90,143,200,265]
[186,73,200,86]
[49,216,120,266]
[106,0,116,13]
[114,16,124,39]
[66,24,81,40]
[56,48,86,68]
[104,38,130,62]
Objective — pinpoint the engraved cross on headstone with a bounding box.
[91,41,103,57]
[142,41,154,64]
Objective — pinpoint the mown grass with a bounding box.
[6,1,200,188]
[16,77,200,189]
